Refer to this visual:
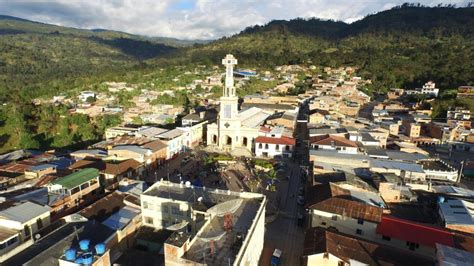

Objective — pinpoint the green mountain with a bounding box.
[0,15,197,101]
[2,5,472,102]
[177,4,474,91]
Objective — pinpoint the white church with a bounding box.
[206,54,272,153]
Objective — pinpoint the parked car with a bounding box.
[271,249,282,266]
[297,212,305,226]
[297,195,305,205]
[298,186,305,196]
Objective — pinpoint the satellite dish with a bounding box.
[35,234,41,240]
[198,196,203,202]
[185,181,191,188]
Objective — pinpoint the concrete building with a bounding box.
[0,201,51,262]
[78,91,96,102]
[309,134,358,154]
[302,227,433,266]
[419,160,459,182]
[140,181,266,266]
[47,168,101,216]
[370,159,426,182]
[105,126,139,140]
[255,126,295,158]
[403,120,421,138]
[157,129,186,159]
[305,183,386,240]
[108,145,153,165]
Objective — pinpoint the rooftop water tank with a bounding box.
[79,239,90,251]
[95,243,106,255]
[82,252,94,265]
[64,248,76,261]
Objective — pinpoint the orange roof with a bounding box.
[255,136,295,145]
[310,134,357,148]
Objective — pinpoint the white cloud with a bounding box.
[0,0,470,39]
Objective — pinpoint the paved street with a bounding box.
[261,101,310,265]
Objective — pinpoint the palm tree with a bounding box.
[265,170,279,192]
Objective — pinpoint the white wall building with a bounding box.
[255,126,295,158]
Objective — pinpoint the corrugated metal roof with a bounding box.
[102,206,140,230]
[52,168,99,190]
[371,159,424,173]
[0,201,50,223]
[111,145,149,155]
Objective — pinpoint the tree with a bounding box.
[86,96,95,103]
[132,116,143,125]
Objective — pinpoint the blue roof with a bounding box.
[49,157,74,170]
[234,70,257,76]
[30,164,56,171]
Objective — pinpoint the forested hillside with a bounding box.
[0,15,180,102]
[177,4,474,92]
[0,4,473,153]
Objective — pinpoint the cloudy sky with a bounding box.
[0,0,470,39]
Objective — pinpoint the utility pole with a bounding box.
[457,160,465,183]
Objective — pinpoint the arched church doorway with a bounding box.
[225,136,232,146]
[212,135,218,144]
[243,137,248,147]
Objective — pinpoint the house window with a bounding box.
[143,201,148,209]
[357,218,364,225]
[285,145,290,151]
[7,237,17,246]
[382,235,391,241]
[406,241,419,251]
[356,229,363,235]
[144,216,154,225]
[331,215,337,221]
[163,206,169,213]
[276,144,280,150]
[37,218,43,230]
[172,206,180,215]
[321,222,327,226]
[24,225,31,238]
[258,143,262,149]
[265,144,269,149]
[0,242,6,250]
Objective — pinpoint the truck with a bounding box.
[270,249,282,266]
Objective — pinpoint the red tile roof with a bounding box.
[255,136,295,145]
[376,215,454,248]
[259,126,272,133]
[310,134,357,148]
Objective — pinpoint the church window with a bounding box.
[224,105,231,118]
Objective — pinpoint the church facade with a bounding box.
[206,54,270,153]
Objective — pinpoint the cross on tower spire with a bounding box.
[222,54,238,97]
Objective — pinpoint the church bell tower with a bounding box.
[220,54,239,120]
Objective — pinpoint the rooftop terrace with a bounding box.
[144,181,265,265]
